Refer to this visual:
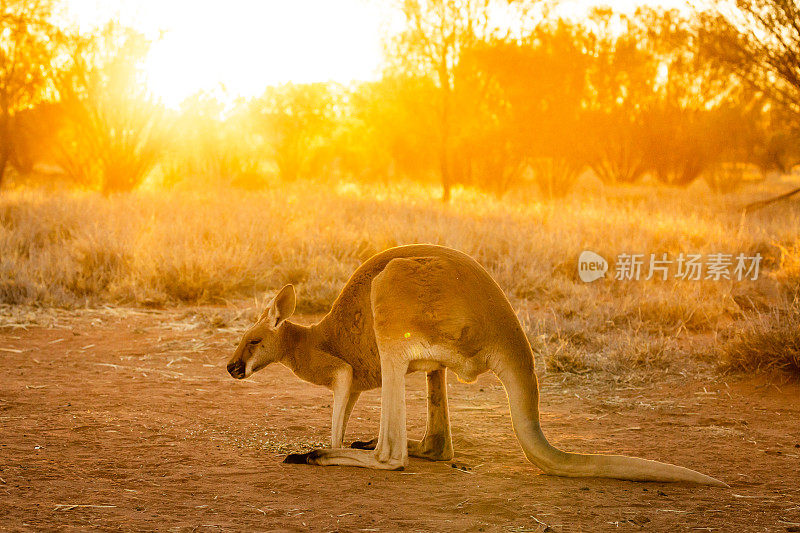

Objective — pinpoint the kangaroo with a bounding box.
[226,244,726,486]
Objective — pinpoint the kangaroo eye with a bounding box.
[248,339,261,345]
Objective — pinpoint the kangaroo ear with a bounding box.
[263,284,296,328]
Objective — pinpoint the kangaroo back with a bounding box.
[316,245,483,391]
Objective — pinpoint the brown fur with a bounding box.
[227,245,727,485]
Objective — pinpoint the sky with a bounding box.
[61,0,691,108]
[62,0,392,106]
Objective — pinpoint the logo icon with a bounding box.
[578,251,608,283]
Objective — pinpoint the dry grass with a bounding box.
[1,178,799,376]
[718,304,800,378]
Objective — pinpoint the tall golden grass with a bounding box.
[1,180,798,375]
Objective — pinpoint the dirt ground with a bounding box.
[0,308,798,532]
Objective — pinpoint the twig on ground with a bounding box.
[94,362,184,378]
[54,504,116,511]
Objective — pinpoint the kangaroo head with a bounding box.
[227,284,296,379]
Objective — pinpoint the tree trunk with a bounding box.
[438,40,453,204]
[0,151,7,191]
[440,152,451,203]
[0,116,10,192]
[438,95,452,202]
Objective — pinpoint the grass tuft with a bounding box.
[719,305,800,378]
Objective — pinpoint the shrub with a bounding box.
[719,306,800,378]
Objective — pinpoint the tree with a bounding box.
[702,0,800,112]
[464,21,591,197]
[386,0,535,201]
[581,9,659,184]
[0,0,60,188]
[52,23,167,193]
[700,1,800,203]
[750,106,800,174]
[638,9,730,186]
[640,106,712,186]
[161,94,262,189]
[344,76,439,183]
[251,83,336,182]
[582,8,749,187]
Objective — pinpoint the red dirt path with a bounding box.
[0,308,798,532]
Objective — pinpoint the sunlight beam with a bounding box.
[62,0,390,107]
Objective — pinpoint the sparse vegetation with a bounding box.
[2,1,799,382]
[1,181,798,377]
[719,304,800,378]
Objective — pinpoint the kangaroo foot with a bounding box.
[283,450,323,464]
[408,436,454,461]
[350,437,453,461]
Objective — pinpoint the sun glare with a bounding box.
[62,0,391,107]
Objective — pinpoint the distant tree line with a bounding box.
[2,0,799,199]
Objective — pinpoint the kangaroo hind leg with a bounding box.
[330,366,355,448]
[408,367,453,460]
[352,368,453,461]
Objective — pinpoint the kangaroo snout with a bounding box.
[227,359,246,379]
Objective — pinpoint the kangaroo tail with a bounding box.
[496,366,728,487]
